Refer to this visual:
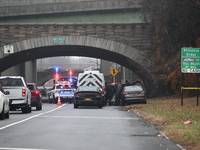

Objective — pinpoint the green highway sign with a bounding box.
[181,47,200,73]
[52,38,66,43]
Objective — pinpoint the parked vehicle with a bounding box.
[0,84,10,120]
[77,70,106,105]
[0,76,31,113]
[74,86,103,108]
[121,85,146,105]
[27,83,42,110]
[37,85,47,97]
[48,83,76,103]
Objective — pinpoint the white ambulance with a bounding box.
[77,70,106,105]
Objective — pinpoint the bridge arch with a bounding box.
[0,36,156,97]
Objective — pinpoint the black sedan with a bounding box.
[121,85,146,105]
[74,86,103,108]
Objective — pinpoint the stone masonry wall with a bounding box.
[0,23,153,57]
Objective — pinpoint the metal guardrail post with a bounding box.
[181,88,183,106]
[181,87,200,106]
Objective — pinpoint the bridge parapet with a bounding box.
[1,0,101,6]
[0,0,141,17]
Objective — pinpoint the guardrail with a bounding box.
[181,87,200,106]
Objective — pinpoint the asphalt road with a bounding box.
[0,102,183,150]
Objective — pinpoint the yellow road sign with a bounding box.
[110,67,119,76]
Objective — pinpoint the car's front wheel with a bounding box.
[53,96,58,104]
[28,105,32,113]
[48,95,53,103]
[74,104,78,108]
[5,110,9,118]
[22,99,30,113]
[0,104,5,120]
[121,100,125,106]
[36,103,42,110]
[98,105,102,108]
[143,100,147,104]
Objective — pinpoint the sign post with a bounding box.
[181,47,200,106]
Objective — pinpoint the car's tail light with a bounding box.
[35,90,39,94]
[123,92,129,95]
[56,90,60,93]
[139,91,145,94]
[102,86,105,92]
[33,90,39,96]
[22,89,26,97]
[94,93,101,96]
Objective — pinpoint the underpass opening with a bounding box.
[0,45,156,97]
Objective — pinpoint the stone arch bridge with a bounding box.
[0,23,157,96]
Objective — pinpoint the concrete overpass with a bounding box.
[0,0,157,97]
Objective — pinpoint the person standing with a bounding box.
[115,83,122,106]
[106,84,115,105]
[125,80,130,86]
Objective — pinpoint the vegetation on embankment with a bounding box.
[141,0,200,95]
[119,97,200,150]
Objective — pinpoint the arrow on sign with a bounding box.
[110,67,119,76]
[4,45,14,54]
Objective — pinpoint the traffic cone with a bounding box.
[57,96,62,105]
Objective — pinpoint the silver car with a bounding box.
[121,85,146,105]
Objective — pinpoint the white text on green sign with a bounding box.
[52,38,66,43]
[181,47,200,73]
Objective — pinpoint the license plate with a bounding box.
[85,98,91,101]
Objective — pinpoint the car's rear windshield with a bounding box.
[79,86,98,91]
[38,86,45,90]
[56,84,76,89]
[124,86,143,91]
[0,78,23,86]
[27,85,35,90]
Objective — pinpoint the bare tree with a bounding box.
[141,0,200,95]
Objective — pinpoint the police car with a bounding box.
[48,83,76,104]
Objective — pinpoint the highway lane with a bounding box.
[0,103,183,150]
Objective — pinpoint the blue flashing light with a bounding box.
[69,77,73,83]
[54,67,60,72]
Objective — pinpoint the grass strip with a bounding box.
[119,96,200,150]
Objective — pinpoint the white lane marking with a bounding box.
[0,104,66,131]
[0,148,51,150]
[39,115,140,120]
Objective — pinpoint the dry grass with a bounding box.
[119,96,200,150]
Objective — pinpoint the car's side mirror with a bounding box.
[5,91,10,95]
